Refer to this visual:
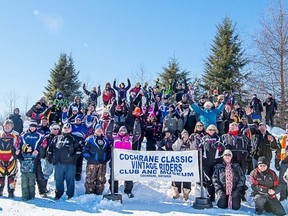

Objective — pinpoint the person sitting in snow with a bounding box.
[83,124,111,195]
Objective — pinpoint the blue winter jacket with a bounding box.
[191,103,225,129]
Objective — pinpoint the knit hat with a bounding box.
[75,114,82,120]
[119,126,128,133]
[222,149,233,157]
[259,122,266,127]
[258,156,268,166]
[29,120,38,127]
[56,92,63,99]
[50,123,60,131]
[72,106,78,112]
[94,124,103,134]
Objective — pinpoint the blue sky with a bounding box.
[0,0,273,115]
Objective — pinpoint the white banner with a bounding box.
[113,149,199,182]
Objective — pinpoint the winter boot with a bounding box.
[172,187,180,199]
[8,191,15,198]
[182,188,191,201]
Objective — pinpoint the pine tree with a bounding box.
[44,53,82,103]
[202,17,249,97]
[158,57,190,88]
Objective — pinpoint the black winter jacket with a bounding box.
[48,133,81,165]
[212,162,245,193]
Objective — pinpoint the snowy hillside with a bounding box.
[1,126,288,216]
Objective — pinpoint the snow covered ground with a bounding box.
[1,125,288,216]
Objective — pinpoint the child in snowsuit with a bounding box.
[17,144,37,201]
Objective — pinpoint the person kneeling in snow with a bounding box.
[83,124,111,195]
[212,149,245,210]
[250,156,286,215]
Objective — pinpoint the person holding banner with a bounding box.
[172,129,197,200]
[189,121,206,149]
[109,125,134,198]
[157,127,177,151]
[212,149,245,210]
[200,124,225,202]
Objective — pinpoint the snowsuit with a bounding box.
[21,130,47,195]
[19,152,37,200]
[143,120,162,151]
[250,168,286,215]
[0,131,20,196]
[83,134,111,195]
[48,133,81,199]
[212,162,245,210]
[200,134,224,201]
[263,97,277,127]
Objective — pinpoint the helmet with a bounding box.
[56,92,63,99]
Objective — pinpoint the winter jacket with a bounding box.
[222,132,251,160]
[0,131,21,162]
[250,98,263,115]
[83,135,111,164]
[172,137,197,151]
[201,134,224,165]
[250,167,280,198]
[48,133,81,165]
[20,130,45,153]
[189,131,206,150]
[68,102,85,117]
[8,114,23,134]
[159,103,170,123]
[26,104,45,124]
[113,79,131,101]
[212,162,245,193]
[102,88,116,104]
[251,131,278,163]
[162,112,183,135]
[37,125,50,136]
[19,152,37,173]
[191,102,224,129]
[263,98,277,115]
[113,134,133,150]
[83,85,101,106]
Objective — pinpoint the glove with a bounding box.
[217,190,226,199]
[275,162,281,171]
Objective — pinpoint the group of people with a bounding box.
[0,78,286,215]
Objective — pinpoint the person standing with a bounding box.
[0,120,21,198]
[48,123,82,199]
[263,93,277,127]
[250,94,263,117]
[83,124,111,195]
[250,156,286,215]
[8,108,23,134]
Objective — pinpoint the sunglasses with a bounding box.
[208,129,216,131]
[223,154,232,157]
[52,128,60,130]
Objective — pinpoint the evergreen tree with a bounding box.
[158,57,190,89]
[202,17,249,98]
[44,53,82,103]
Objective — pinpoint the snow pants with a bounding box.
[21,172,36,200]
[85,163,107,195]
[253,194,286,216]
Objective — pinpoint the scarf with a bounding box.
[225,163,233,209]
